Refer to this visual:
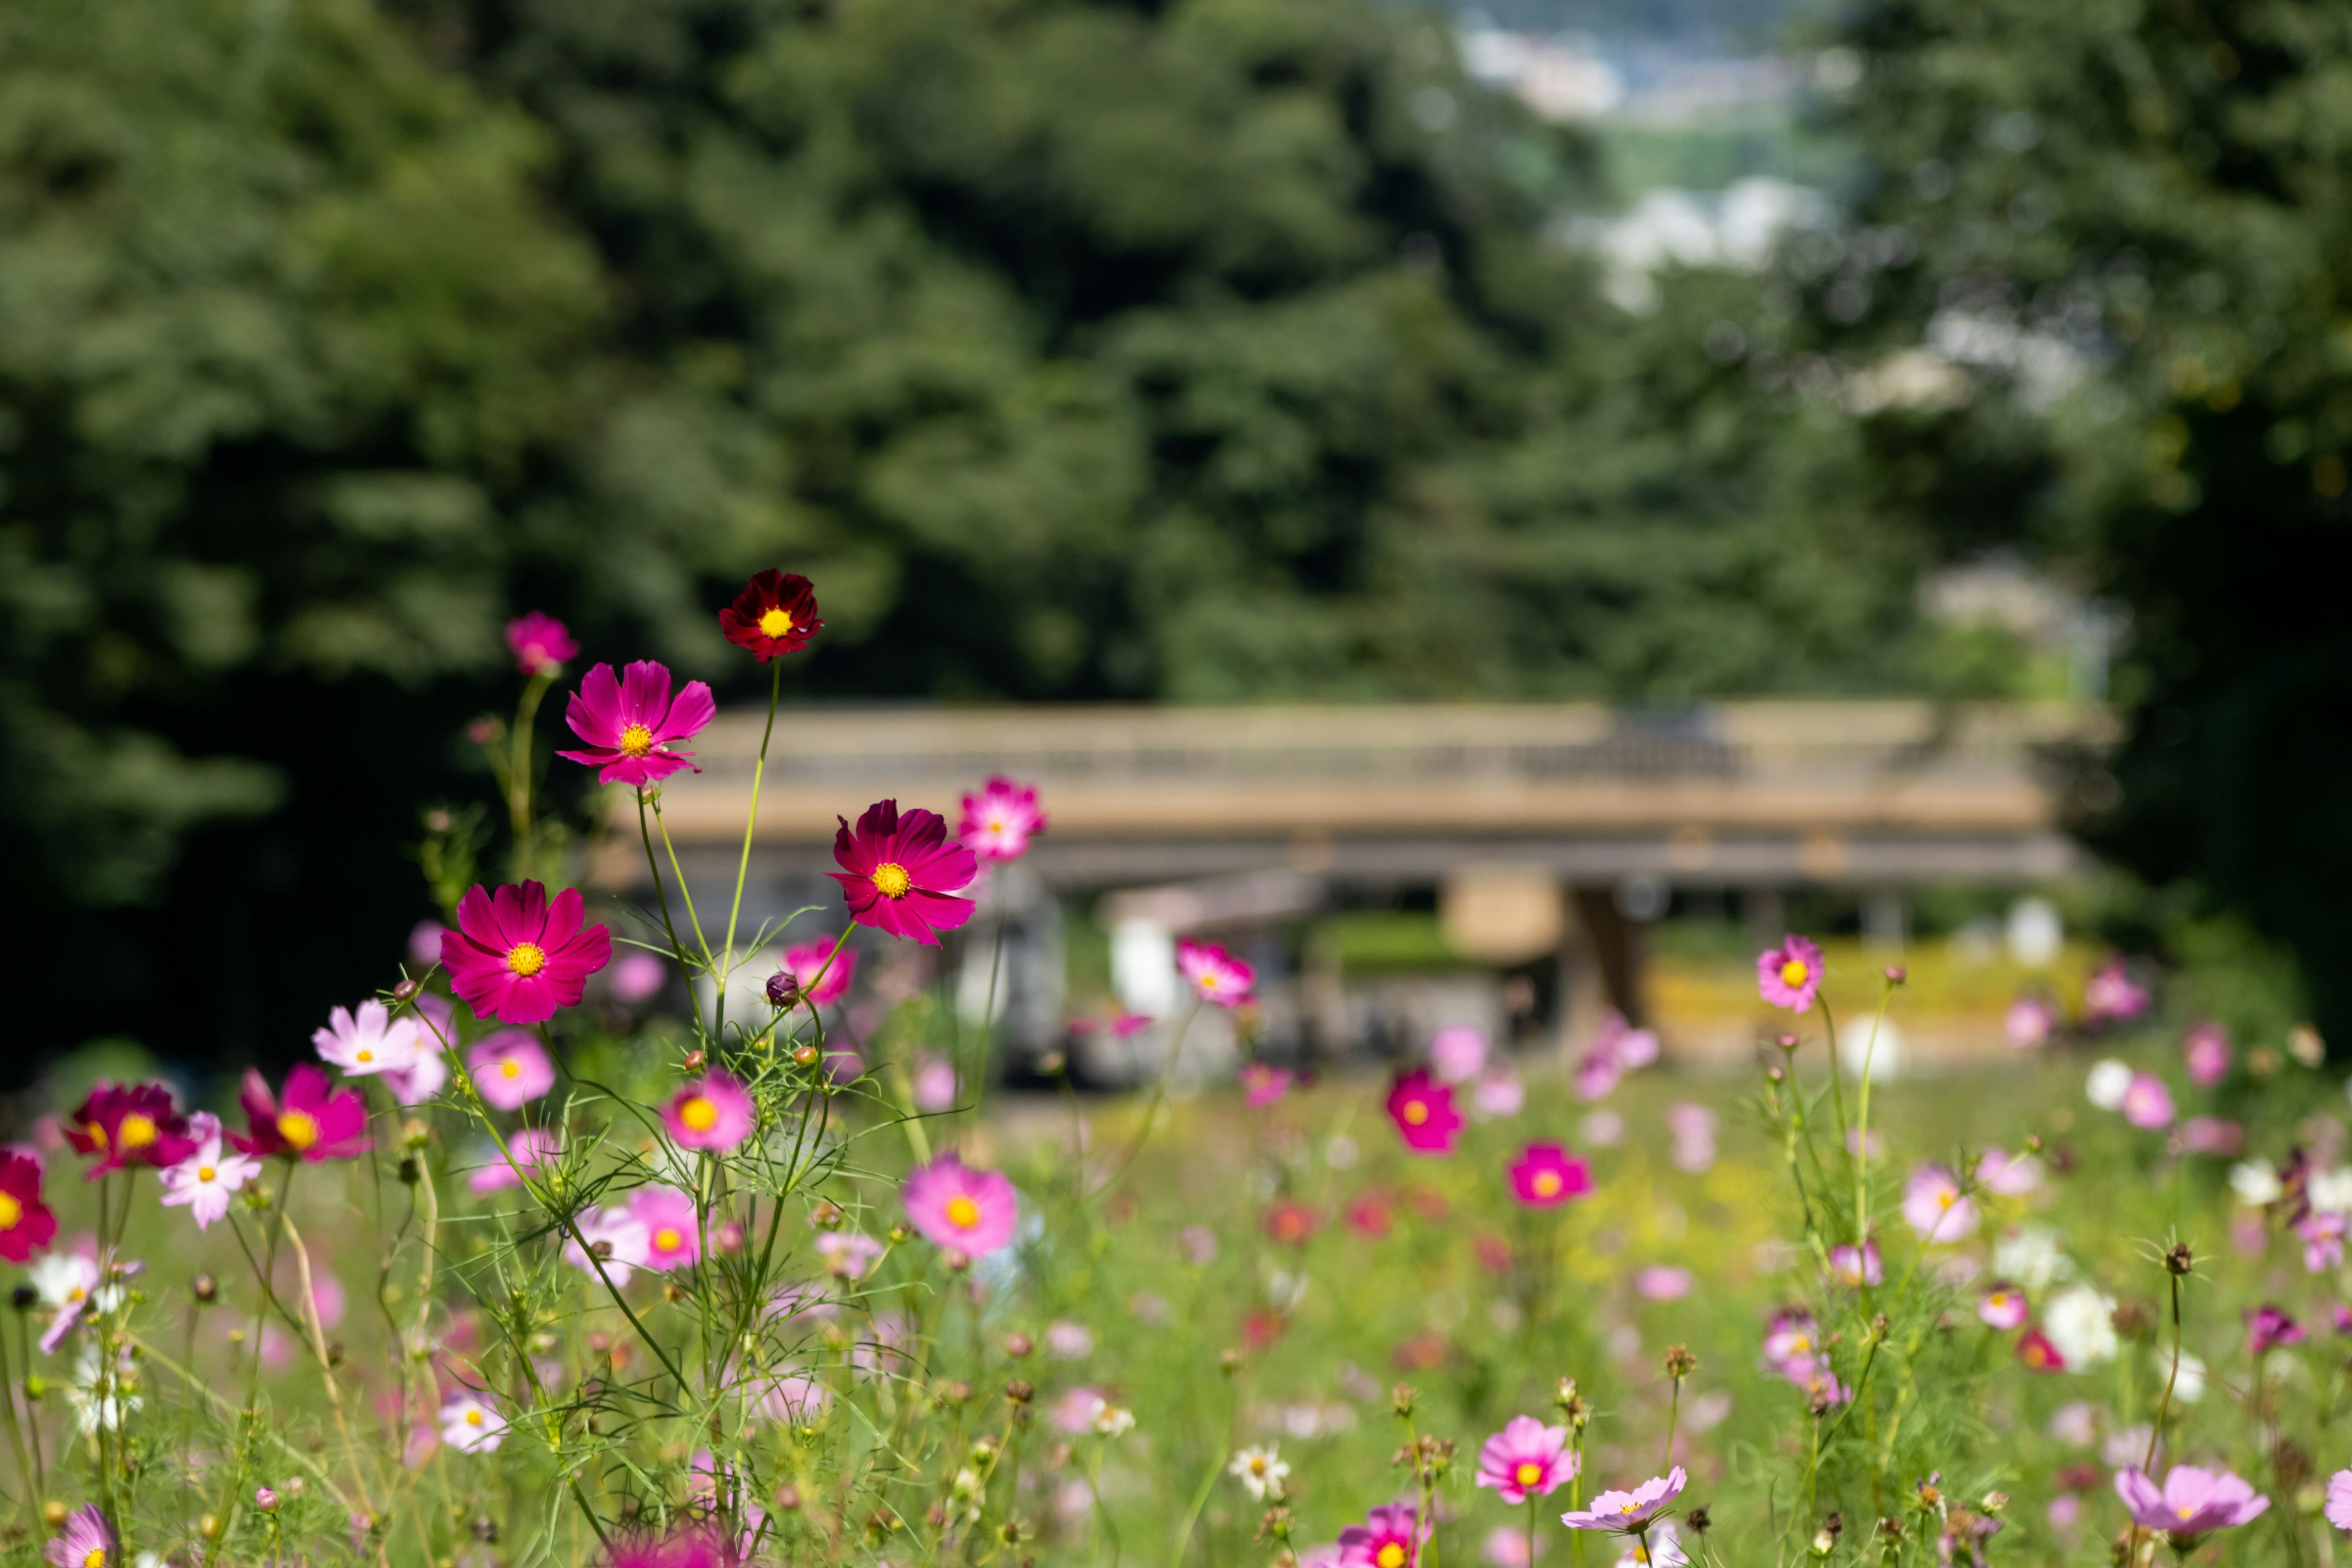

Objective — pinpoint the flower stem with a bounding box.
[716,658,785,1041]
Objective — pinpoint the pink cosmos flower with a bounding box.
[911,1054,959,1114]
[829,800,978,946]
[1430,1025,1489,1083]
[1976,1147,2041,1195]
[556,660,716,788]
[1575,1053,1624,1101]
[1483,1526,1538,1568]
[609,951,668,1004]
[380,1041,448,1105]
[1829,1241,1884,1287]
[2325,1469,2352,1532]
[2302,1212,2347,1272]
[504,612,578,676]
[632,1187,702,1271]
[1177,938,1256,1006]
[1509,1144,1594,1208]
[2119,1073,2176,1130]
[1385,1069,1464,1156]
[761,1373,831,1425]
[2182,1022,2231,1087]
[1477,1415,1577,1503]
[66,1082,198,1177]
[776,940,857,1008]
[2247,1303,2305,1354]
[2017,1328,2065,1371]
[1757,934,1825,1012]
[959,775,1047,862]
[311,1000,424,1079]
[1977,1283,2029,1330]
[467,1128,560,1194]
[2082,957,2152,1025]
[600,1526,734,1568]
[1559,1467,1686,1531]
[815,1231,885,1280]
[1242,1063,1295,1106]
[2182,1116,2244,1155]
[43,1504,115,1568]
[1666,1102,1717,1174]
[1763,1312,1822,1380]
[903,1153,1019,1259]
[442,881,612,1024]
[1336,1502,1430,1568]
[663,1070,755,1152]
[231,1066,370,1162]
[1604,1011,1660,1069]
[1901,1164,1977,1242]
[1047,1320,1095,1358]
[160,1113,262,1231]
[2005,996,2058,1049]
[1635,1267,1693,1301]
[2113,1467,2269,1544]
[0,1153,55,1264]
[467,1031,556,1109]
[564,1204,651,1285]
[1050,1386,1112,1435]
[1473,1071,1526,1120]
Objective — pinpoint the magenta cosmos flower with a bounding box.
[1901,1163,1977,1241]
[442,881,612,1023]
[43,1504,115,1568]
[2247,1303,2305,1354]
[959,775,1047,861]
[0,1153,56,1264]
[557,660,717,788]
[718,569,823,661]
[633,1187,702,1271]
[66,1082,198,1177]
[2120,1072,2175,1130]
[1385,1069,1464,1156]
[902,1152,1019,1259]
[1509,1144,1593,1207]
[230,1065,370,1162]
[829,800,978,946]
[600,1526,734,1568]
[775,939,857,1007]
[2113,1466,2268,1545]
[1336,1502,1430,1568]
[1177,938,1255,1006]
[2016,1328,2065,1371]
[466,1030,556,1109]
[1757,934,1824,1012]
[2182,1022,2230,1087]
[2082,957,2152,1025]
[1477,1415,1577,1503]
[1977,1282,2029,1330]
[663,1070,755,1152]
[505,612,578,676]
[1561,1467,1687,1531]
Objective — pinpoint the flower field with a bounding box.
[4,571,2347,1568]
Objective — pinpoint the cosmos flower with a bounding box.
[1472,1072,1526,1119]
[230,1066,370,1163]
[1337,1502,1430,1568]
[959,775,1047,862]
[2041,1286,2119,1366]
[911,1054,959,1114]
[1230,1444,1291,1501]
[564,1204,652,1286]
[1975,1147,2041,1196]
[2082,958,2152,1025]
[1046,1321,1095,1358]
[556,660,717,788]
[1242,1063,1295,1106]
[902,1153,1019,1259]
[1901,1164,1978,1242]
[2113,1466,2267,1545]
[66,1083,197,1177]
[2301,1212,2346,1273]
[2005,995,2058,1049]
[1756,935,1824,1012]
[1509,1144,1593,1208]
[1977,1283,2029,1330]
[0,1152,56,1263]
[2119,1073,2175,1130]
[504,612,578,676]
[442,881,612,1024]
[467,1128,560,1195]
[829,800,978,946]
[2247,1304,2305,1354]
[1476,1415,1577,1504]
[761,1374,831,1425]
[380,1041,448,1106]
[2084,1059,2135,1109]
[718,570,823,662]
[1559,1467,1687,1532]
[1385,1069,1464,1156]
[159,1113,262,1231]
[1430,1025,1489,1083]
[633,1188,702,1272]
[311,1000,425,1079]
[1615,1522,1687,1568]
[598,1526,735,1568]
[2325,1469,2352,1532]
[814,1232,884,1280]
[1635,1267,1693,1301]
[467,1031,556,1110]
[663,1069,755,1153]
[1050,1386,1112,1435]
[1177,939,1255,1008]
[609,951,668,1004]
[1262,1199,1322,1247]
[772,940,857,1011]
[440,1392,505,1454]
[1762,1312,1822,1381]
[42,1504,115,1568]
[1828,1242,1884,1287]
[2182,1022,2231,1087]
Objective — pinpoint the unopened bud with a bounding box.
[398,1156,421,1185]
[774,1485,801,1512]
[1004,1331,1033,1359]
[1005,1379,1034,1404]
[715,1220,746,1254]
[791,1044,820,1068]
[1981,1491,2008,1515]
[1391,1383,1417,1417]
[683,1050,706,1073]
[1219,1348,1244,1374]
[255,1487,279,1513]
[1812,1529,1835,1557]
[391,979,420,1002]
[198,1513,221,1540]
[192,1274,218,1304]
[42,1501,68,1528]
[766,972,804,1009]
[1884,966,1907,985]
[1777,1033,1800,1050]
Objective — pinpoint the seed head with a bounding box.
[1687,1508,1712,1536]
[1663,1344,1698,1379]
[2164,1241,2195,1276]
[1391,1382,1418,1417]
[1005,1379,1034,1404]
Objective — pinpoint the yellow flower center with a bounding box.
[654,1227,683,1253]
[1937,1191,1955,1210]
[1781,959,1809,987]
[946,1196,982,1231]
[1377,1546,1406,1568]
[198,1166,217,1184]
[1199,973,1220,990]
[0,1194,20,1230]
[500,1060,522,1079]
[1249,1457,1268,1475]
[465,1408,484,1427]
[679,1096,719,1132]
[1401,1100,1428,1126]
[118,1114,157,1150]
[1532,1170,1562,1197]
[2177,1506,2195,1521]
[1621,1502,1640,1514]
[989,816,1005,832]
[507,942,548,977]
[1517,1461,1544,1487]
[355,1049,373,1063]
[758,607,793,638]
[85,1550,106,1568]
[618,723,655,757]
[277,1110,319,1151]
[871,862,912,899]
[85,1122,106,1151]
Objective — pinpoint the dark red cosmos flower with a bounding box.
[0,1153,56,1262]
[829,799,978,946]
[66,1082,198,1178]
[231,1065,371,1163]
[719,570,824,662]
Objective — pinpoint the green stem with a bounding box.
[716,658,785,1041]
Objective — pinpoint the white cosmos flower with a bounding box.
[2310,1168,2352,1215]
[2230,1160,2285,1206]
[1991,1225,2075,1290]
[2084,1060,2134,1110]
[440,1392,505,1453]
[1229,1445,1290,1500]
[311,1000,425,1078]
[2042,1285,2119,1368]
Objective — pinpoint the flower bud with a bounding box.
[391,979,420,1002]
[1884,966,1907,984]
[774,1485,801,1512]
[398,1157,421,1185]
[1005,1379,1034,1404]
[715,1220,747,1255]
[1391,1383,1417,1417]
[198,1513,221,1540]
[1688,1508,1712,1536]
[10,1284,34,1311]
[255,1487,279,1513]
[791,1042,820,1067]
[192,1274,218,1305]
[1219,1348,1244,1374]
[683,1050,706,1073]
[42,1501,68,1528]
[1811,1530,1834,1557]
[766,972,804,1009]
[1004,1332,1033,1359]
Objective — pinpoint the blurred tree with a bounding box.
[1817,0,2352,1048]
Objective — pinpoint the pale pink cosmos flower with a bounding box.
[1613,1523,1687,1568]
[1581,1110,1626,1147]
[1476,1415,1577,1503]
[2048,1494,2082,1532]
[2182,1116,2244,1155]
[1976,1147,2042,1196]
[2005,996,2057,1049]
[1573,1009,1658,1096]
[563,1203,651,1285]
[1473,1071,1526,1120]
[380,1042,447,1106]
[1901,1164,1978,1242]
[1050,1385,1112,1435]
[1177,939,1255,1007]
[1763,1311,1822,1379]
[663,1069,755,1152]
[910,1054,959,1115]
[2113,1466,2268,1544]
[903,1153,1019,1259]
[761,1373,831,1425]
[2325,1469,2352,1532]
[159,1112,262,1231]
[466,1031,556,1110]
[2301,1212,2346,1273]
[2047,1401,2098,1446]
[1575,1054,1624,1101]
[1977,1283,2029,1330]
[1665,1103,1717,1173]
[1559,1466,1686,1531]
[2082,957,2152,1025]
[2120,1073,2176,1130]
[1828,1241,1883,1287]
[1634,1267,1692,1301]
[633,1187,701,1271]
[312,1000,425,1079]
[440,1392,504,1453]
[2183,1021,2231,1086]
[609,951,668,1003]
[1482,1525,1539,1567]
[467,1128,560,1195]
[1046,1320,1095,1359]
[1756,935,1825,1012]
[958,775,1047,862]
[814,1231,884,1280]
[1430,1025,1489,1084]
